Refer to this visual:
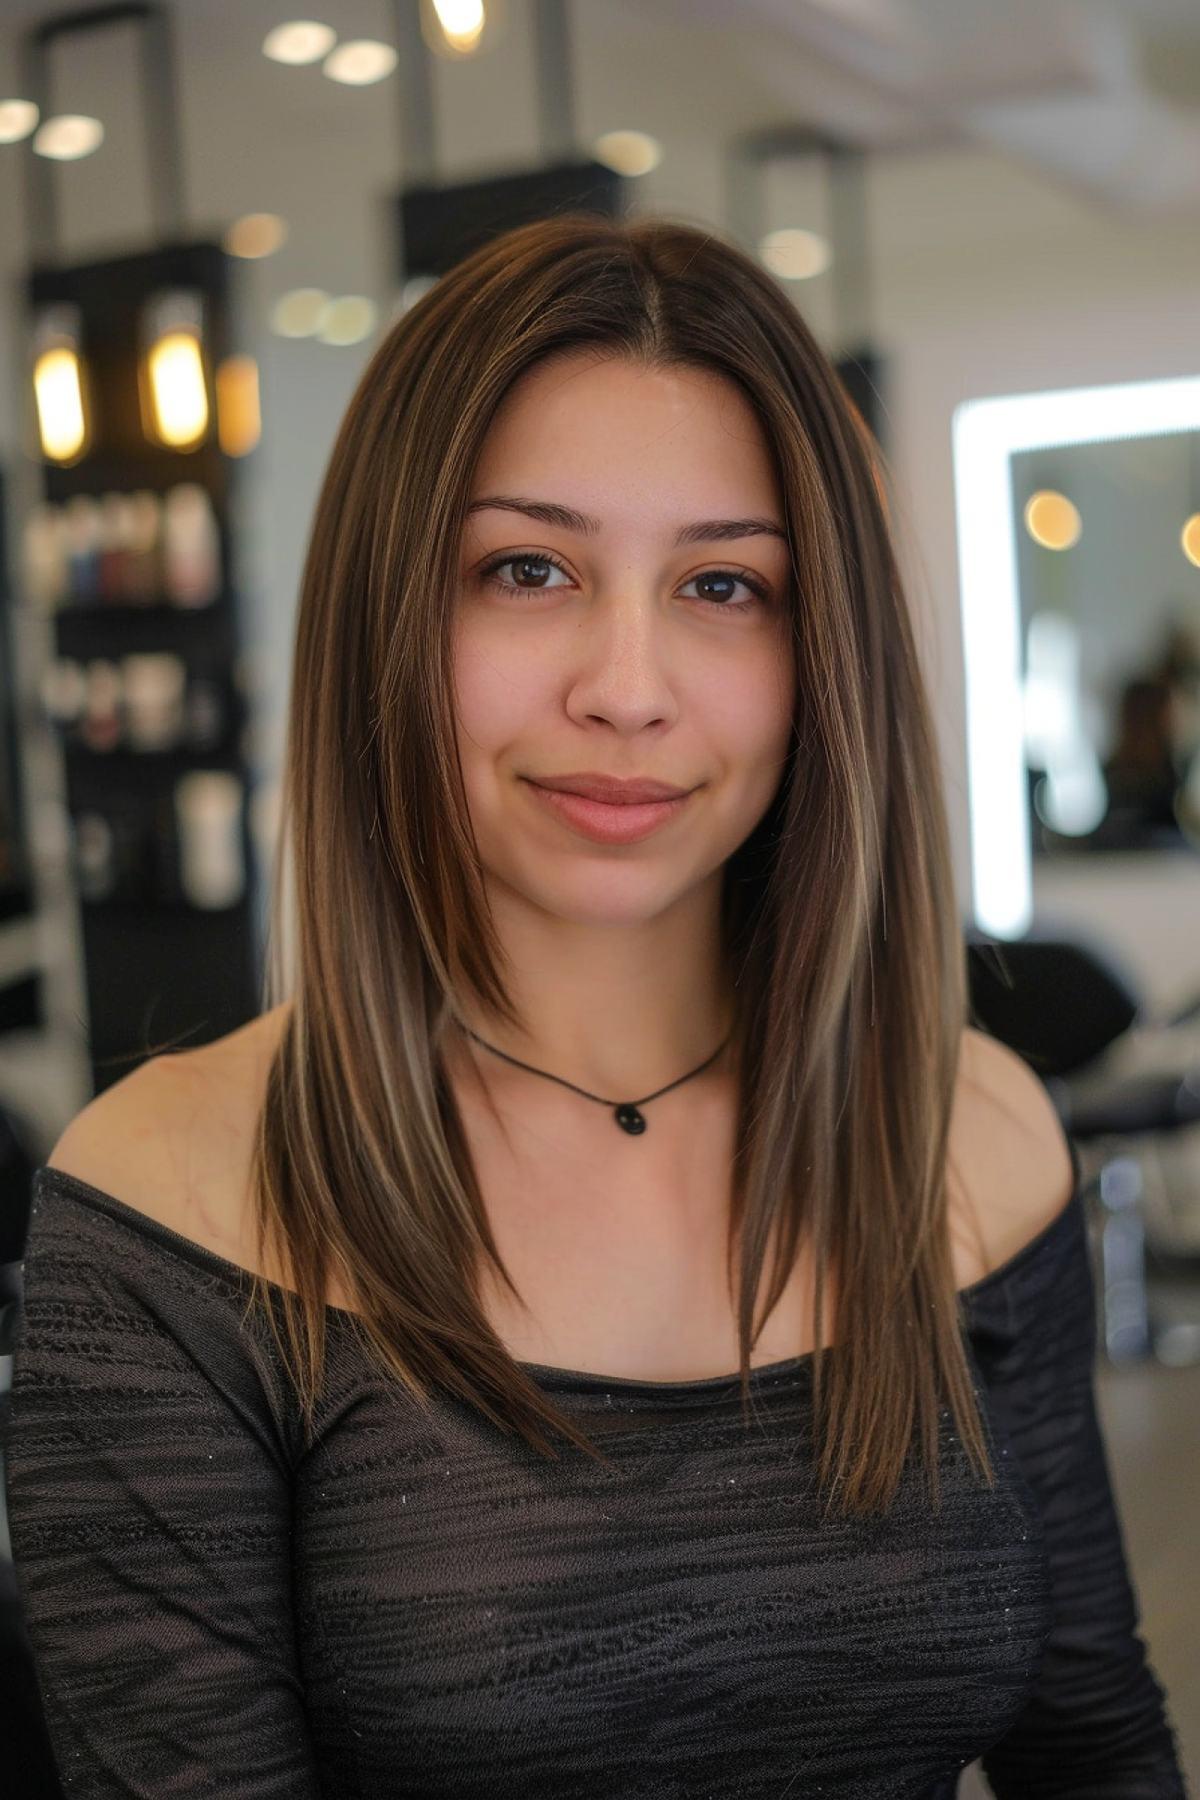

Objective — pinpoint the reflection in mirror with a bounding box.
[1012,431,1200,858]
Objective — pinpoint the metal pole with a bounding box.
[392,0,437,186]
[532,0,576,161]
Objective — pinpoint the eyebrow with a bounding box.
[465,494,788,547]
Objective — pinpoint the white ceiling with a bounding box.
[2,0,1198,215]
[657,0,1200,213]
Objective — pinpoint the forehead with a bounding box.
[468,353,784,527]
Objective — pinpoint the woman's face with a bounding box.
[452,351,797,930]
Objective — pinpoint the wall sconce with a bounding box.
[32,302,90,465]
[140,289,210,450]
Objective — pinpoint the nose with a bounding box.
[562,594,682,735]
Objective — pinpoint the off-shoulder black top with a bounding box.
[2,1150,1188,1798]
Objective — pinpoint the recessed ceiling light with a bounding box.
[262,21,336,65]
[316,296,377,345]
[323,40,398,85]
[759,228,832,281]
[271,288,330,338]
[33,115,104,161]
[592,130,661,177]
[224,213,289,259]
[0,99,39,144]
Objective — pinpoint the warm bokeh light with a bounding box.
[148,332,209,448]
[1182,513,1200,570]
[34,347,88,464]
[1024,489,1082,550]
[323,39,397,84]
[593,130,662,177]
[760,228,832,280]
[33,114,104,160]
[0,99,39,143]
[315,296,377,345]
[262,21,336,64]
[432,0,486,52]
[223,213,288,259]
[216,356,261,457]
[270,288,330,337]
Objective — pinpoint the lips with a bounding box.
[524,780,691,845]
[526,773,692,805]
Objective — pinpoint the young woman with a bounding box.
[5,214,1185,1796]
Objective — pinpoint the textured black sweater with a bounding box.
[3,1153,1188,1798]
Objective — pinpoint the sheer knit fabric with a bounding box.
[3,1150,1187,1799]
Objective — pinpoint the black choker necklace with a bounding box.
[455,1023,732,1135]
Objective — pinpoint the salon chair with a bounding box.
[966,924,1200,1367]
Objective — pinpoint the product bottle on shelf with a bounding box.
[163,482,221,608]
[79,659,124,752]
[174,769,245,907]
[38,657,87,730]
[125,489,164,602]
[64,495,102,607]
[97,492,131,603]
[22,501,68,614]
[121,653,187,751]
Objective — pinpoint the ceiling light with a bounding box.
[315,296,377,345]
[262,21,336,64]
[271,288,330,337]
[34,114,104,161]
[224,213,288,259]
[1182,514,1200,570]
[0,99,39,143]
[760,228,832,281]
[323,40,397,85]
[592,130,661,177]
[431,0,486,54]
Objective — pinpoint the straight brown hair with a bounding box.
[244,210,986,1521]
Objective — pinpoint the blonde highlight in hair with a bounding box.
[244,212,985,1521]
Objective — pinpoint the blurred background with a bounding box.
[0,2,1197,1793]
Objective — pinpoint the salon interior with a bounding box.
[0,1,1197,1793]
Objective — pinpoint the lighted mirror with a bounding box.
[952,375,1200,939]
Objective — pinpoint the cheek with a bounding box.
[699,651,795,770]
[451,629,547,759]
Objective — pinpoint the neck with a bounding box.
[445,884,735,1100]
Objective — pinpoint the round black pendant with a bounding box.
[614,1103,646,1135]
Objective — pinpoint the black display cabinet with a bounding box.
[26,240,260,1093]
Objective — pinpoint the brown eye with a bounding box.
[478,553,571,593]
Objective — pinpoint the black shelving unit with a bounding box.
[27,240,260,1092]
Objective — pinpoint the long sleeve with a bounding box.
[2,1173,323,1798]
[965,1154,1188,1798]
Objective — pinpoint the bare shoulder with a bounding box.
[946,1024,1077,1286]
[45,1001,294,1274]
